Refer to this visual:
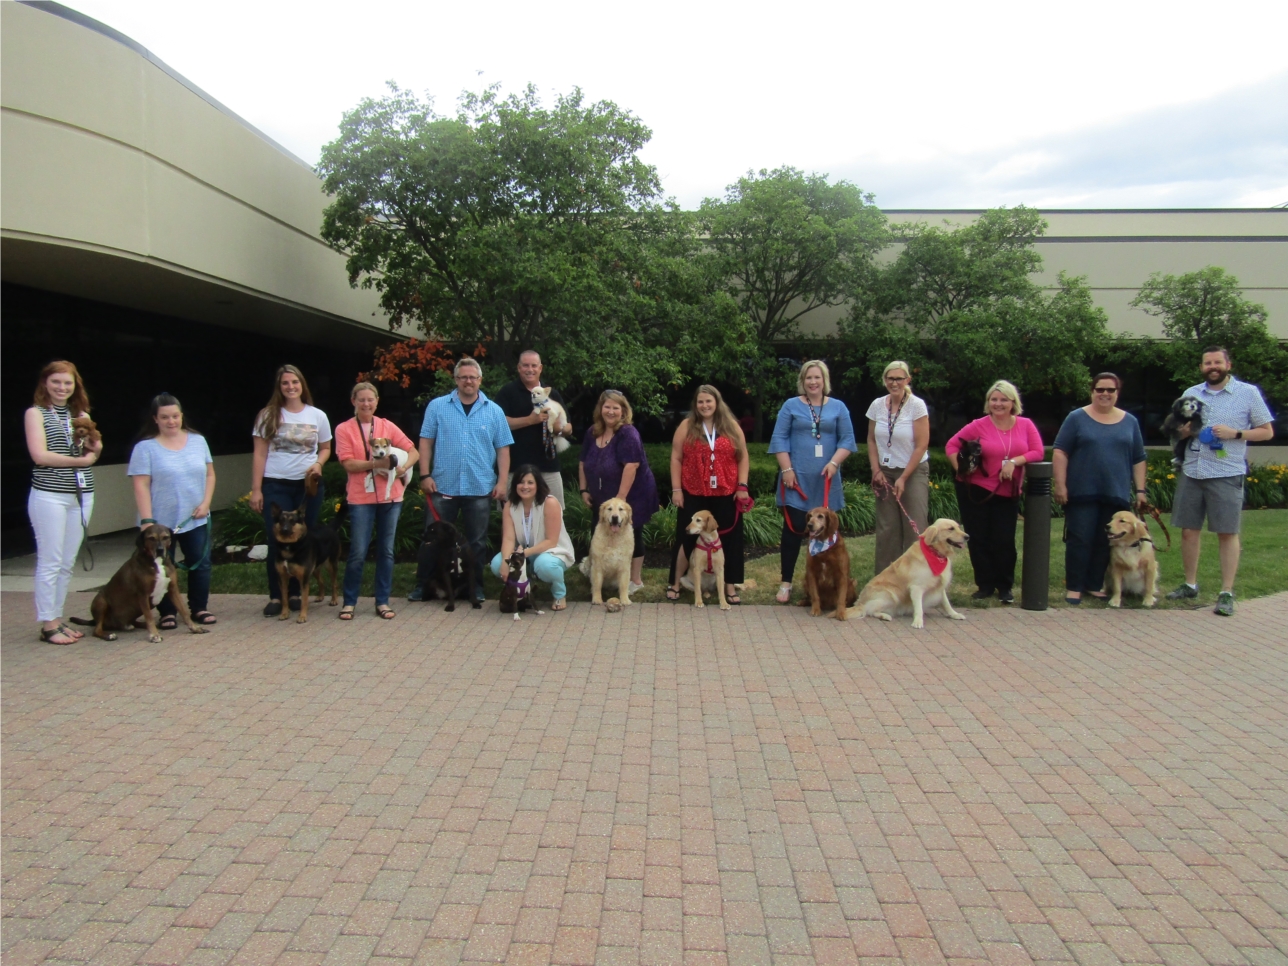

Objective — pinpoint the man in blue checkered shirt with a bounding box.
[408,357,513,603]
[1166,347,1275,616]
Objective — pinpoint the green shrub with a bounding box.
[642,504,677,551]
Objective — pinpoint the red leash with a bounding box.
[872,474,920,536]
[779,474,831,535]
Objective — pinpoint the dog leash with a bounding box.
[62,414,95,572]
[170,514,213,572]
[871,474,921,536]
[1139,501,1172,550]
[779,474,831,535]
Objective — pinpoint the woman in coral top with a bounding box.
[335,381,417,620]
[666,385,752,604]
[945,380,1045,604]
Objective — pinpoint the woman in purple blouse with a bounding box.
[578,390,659,592]
[945,380,1045,604]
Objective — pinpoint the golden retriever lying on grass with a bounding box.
[856,518,969,628]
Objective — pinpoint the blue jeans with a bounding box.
[416,494,491,596]
[261,477,324,601]
[1064,499,1127,593]
[160,524,211,616]
[343,501,402,606]
[490,551,568,600]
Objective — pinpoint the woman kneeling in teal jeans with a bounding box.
[490,464,575,610]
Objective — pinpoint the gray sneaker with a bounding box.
[1214,591,1235,617]
[1166,583,1199,600]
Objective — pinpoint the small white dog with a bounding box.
[530,387,570,453]
[369,438,414,501]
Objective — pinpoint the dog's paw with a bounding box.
[278,612,290,621]
[719,602,731,611]
[149,633,162,643]
[1108,599,1121,609]
[910,618,925,629]
[444,603,456,612]
[190,626,209,634]
[948,611,966,621]
[471,601,482,610]
[296,616,307,624]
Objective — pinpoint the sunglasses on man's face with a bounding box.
[1093,387,1118,393]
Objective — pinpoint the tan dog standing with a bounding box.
[682,509,729,610]
[1104,510,1159,608]
[856,518,969,628]
[589,498,634,606]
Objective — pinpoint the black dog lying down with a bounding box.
[415,520,480,611]
[1161,395,1203,468]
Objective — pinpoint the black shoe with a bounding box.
[971,589,995,600]
[998,589,1014,605]
[407,586,426,602]
[288,596,301,612]
[263,600,282,617]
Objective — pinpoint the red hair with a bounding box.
[33,361,90,414]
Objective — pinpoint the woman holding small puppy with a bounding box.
[579,390,659,591]
[946,381,1045,604]
[667,385,753,604]
[770,361,857,604]
[335,381,416,620]
[25,361,101,645]
[250,365,332,617]
[491,465,575,610]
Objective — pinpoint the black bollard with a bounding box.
[1021,462,1053,611]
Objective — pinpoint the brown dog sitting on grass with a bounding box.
[69,524,208,643]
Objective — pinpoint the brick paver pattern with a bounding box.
[3,589,1286,966]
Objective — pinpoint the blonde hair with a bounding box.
[882,360,912,401]
[591,390,634,437]
[351,381,379,401]
[797,360,832,396]
[684,385,744,460]
[983,380,1023,416]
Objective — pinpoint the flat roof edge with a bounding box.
[16,1,316,172]
[882,208,1288,214]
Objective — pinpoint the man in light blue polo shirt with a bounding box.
[1166,346,1275,616]
[408,357,513,603]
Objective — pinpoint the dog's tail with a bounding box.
[67,615,94,626]
[553,436,570,453]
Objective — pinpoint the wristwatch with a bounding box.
[1236,430,1243,439]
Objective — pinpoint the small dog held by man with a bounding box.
[530,386,570,453]
[1161,396,1204,468]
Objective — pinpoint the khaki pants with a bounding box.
[874,463,929,574]
[507,471,566,508]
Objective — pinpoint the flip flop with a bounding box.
[551,598,567,611]
[339,606,355,620]
[665,587,681,602]
[40,626,76,645]
[58,624,84,640]
[726,594,741,605]
[376,605,395,620]
[776,585,792,604]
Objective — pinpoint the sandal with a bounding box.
[776,584,792,604]
[726,593,741,606]
[551,598,567,611]
[1064,595,1082,606]
[665,587,681,602]
[338,606,355,620]
[40,626,76,645]
[158,615,178,630]
[59,623,84,640]
[375,605,395,620]
[192,611,217,625]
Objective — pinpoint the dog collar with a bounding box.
[808,532,838,557]
[1128,538,1153,548]
[919,537,949,576]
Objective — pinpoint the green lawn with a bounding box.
[208,510,1287,611]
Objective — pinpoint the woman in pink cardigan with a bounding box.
[946,380,1045,604]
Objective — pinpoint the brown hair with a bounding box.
[1091,372,1122,391]
[684,385,744,460]
[591,390,634,437]
[255,365,315,439]
[33,361,90,415]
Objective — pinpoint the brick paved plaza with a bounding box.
[3,589,1286,966]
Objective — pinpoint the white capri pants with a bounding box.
[28,489,94,622]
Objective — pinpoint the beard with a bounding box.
[1204,368,1227,384]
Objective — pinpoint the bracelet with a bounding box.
[782,467,795,474]
[140,517,158,524]
[736,483,748,490]
[828,461,839,468]
[672,487,682,492]
[580,488,591,494]
[1136,489,1146,493]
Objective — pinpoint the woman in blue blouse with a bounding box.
[769,360,857,604]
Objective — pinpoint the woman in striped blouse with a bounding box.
[24,361,101,644]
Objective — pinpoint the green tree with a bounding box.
[317,84,735,413]
[1130,266,1286,403]
[699,167,888,439]
[842,207,1109,436]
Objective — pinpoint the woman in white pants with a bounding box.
[24,361,100,644]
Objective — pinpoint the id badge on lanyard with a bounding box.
[704,424,718,489]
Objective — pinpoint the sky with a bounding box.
[62,0,1288,210]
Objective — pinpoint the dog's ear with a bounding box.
[921,521,940,543]
[1136,516,1150,540]
[136,527,149,549]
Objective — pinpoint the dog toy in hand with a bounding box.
[1198,425,1226,457]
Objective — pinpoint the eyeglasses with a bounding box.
[885,376,907,383]
[1093,387,1118,394]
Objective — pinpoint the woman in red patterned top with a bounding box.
[666,385,752,604]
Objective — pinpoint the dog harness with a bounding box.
[695,536,722,574]
[919,536,949,576]
[505,577,530,595]
[808,532,838,557]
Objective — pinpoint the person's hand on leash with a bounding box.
[491,481,507,502]
[1053,481,1068,505]
[735,485,754,514]
[999,459,1016,483]
[420,475,438,495]
[192,502,211,520]
[892,475,907,499]
[821,461,839,480]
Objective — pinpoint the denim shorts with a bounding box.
[1171,472,1244,534]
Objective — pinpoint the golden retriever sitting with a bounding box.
[681,510,729,610]
[1104,510,1159,608]
[856,518,969,628]
[589,498,634,606]
[803,507,857,620]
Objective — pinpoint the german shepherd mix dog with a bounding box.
[416,520,480,611]
[271,503,342,622]
[1161,396,1204,468]
[69,524,208,642]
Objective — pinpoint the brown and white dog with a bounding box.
[68,524,208,642]
[589,498,634,606]
[856,518,969,628]
[1104,510,1159,608]
[681,509,729,610]
[802,507,857,620]
[369,437,414,501]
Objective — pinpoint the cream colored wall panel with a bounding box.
[1034,241,1288,289]
[1,3,144,147]
[0,112,149,252]
[1041,210,1287,238]
[85,453,254,537]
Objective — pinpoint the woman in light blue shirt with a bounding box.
[128,393,217,626]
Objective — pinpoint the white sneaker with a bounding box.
[628,581,645,594]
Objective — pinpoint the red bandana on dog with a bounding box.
[919,536,948,576]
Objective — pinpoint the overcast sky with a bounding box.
[63,0,1288,210]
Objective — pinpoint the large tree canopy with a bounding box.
[699,167,888,438]
[318,84,738,412]
[843,207,1109,433]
